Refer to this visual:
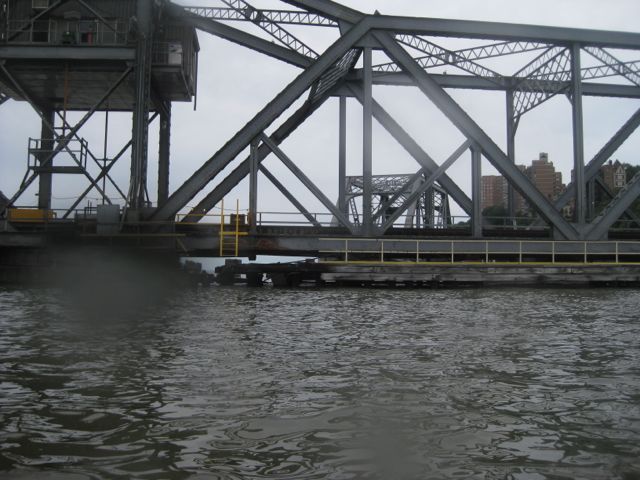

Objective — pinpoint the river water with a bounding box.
[0,285,639,479]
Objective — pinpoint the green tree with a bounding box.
[482,205,509,226]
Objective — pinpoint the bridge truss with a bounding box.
[2,0,640,241]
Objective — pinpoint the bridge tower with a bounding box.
[0,0,198,216]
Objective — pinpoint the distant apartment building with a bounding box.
[481,175,507,212]
[527,152,564,202]
[600,160,627,191]
[480,153,560,214]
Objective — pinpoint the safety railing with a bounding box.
[318,238,640,265]
[28,137,89,171]
[6,19,129,45]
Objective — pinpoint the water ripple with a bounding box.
[0,286,639,478]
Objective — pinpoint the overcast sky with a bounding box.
[1,0,639,221]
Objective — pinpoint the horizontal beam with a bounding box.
[371,16,640,50]
[0,46,135,61]
[183,7,338,27]
[284,0,640,49]
[357,72,640,98]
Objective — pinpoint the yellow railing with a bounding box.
[318,238,640,266]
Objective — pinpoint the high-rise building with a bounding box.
[480,153,564,215]
[527,153,564,202]
[481,175,508,212]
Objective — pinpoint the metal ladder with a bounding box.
[219,199,244,257]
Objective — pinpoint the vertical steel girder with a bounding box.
[338,96,347,216]
[346,84,473,215]
[152,16,371,222]
[506,90,516,217]
[362,47,373,235]
[571,43,586,226]
[259,165,322,228]
[374,31,578,240]
[260,133,355,232]
[471,146,483,238]
[249,139,259,233]
[129,0,154,209]
[38,109,56,210]
[158,103,171,205]
[380,140,471,232]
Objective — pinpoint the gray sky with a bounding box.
[1,0,640,220]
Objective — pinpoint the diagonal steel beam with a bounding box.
[54,111,126,201]
[553,106,640,212]
[7,0,70,41]
[375,31,578,239]
[260,133,355,233]
[152,16,371,222]
[166,3,313,68]
[594,176,640,227]
[347,83,473,215]
[181,95,333,223]
[62,113,159,218]
[372,168,428,222]
[259,165,322,227]
[587,171,640,239]
[381,140,471,232]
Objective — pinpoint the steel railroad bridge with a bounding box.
[2,0,640,279]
